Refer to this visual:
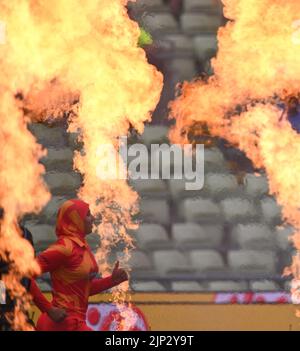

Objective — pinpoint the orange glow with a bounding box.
[0,0,162,330]
[169,0,300,310]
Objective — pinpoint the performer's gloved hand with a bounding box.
[111,261,128,285]
[47,307,67,323]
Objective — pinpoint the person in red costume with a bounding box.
[35,199,128,331]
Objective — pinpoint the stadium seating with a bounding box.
[207,281,248,292]
[228,250,277,273]
[139,125,169,147]
[181,198,222,223]
[143,13,179,34]
[204,147,227,172]
[131,281,167,291]
[172,223,223,249]
[171,281,205,291]
[139,199,171,226]
[193,35,217,61]
[243,173,269,198]
[260,197,282,226]
[276,226,294,251]
[41,147,74,171]
[249,280,280,292]
[183,0,221,11]
[231,224,276,250]
[39,196,69,224]
[153,250,195,275]
[131,0,168,12]
[180,13,222,34]
[24,1,293,294]
[159,34,194,53]
[220,198,259,224]
[25,223,56,252]
[128,250,157,277]
[133,224,172,250]
[44,172,81,195]
[189,250,225,272]
[168,58,198,81]
[130,178,168,197]
[205,173,239,200]
[28,123,66,147]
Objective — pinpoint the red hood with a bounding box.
[55,199,90,242]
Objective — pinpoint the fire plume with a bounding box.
[169,0,300,307]
[0,0,162,330]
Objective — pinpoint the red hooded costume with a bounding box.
[36,199,116,331]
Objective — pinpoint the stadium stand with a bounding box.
[25,0,294,294]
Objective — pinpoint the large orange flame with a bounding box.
[169,0,300,309]
[0,0,162,330]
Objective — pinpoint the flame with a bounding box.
[169,0,300,311]
[0,0,162,330]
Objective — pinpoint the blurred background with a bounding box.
[25,0,293,297]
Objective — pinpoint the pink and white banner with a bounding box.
[86,303,150,331]
[214,292,291,304]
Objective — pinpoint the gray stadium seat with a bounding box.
[204,147,226,172]
[44,172,81,195]
[143,13,179,34]
[168,58,198,81]
[172,223,223,249]
[139,199,170,226]
[133,224,172,250]
[182,198,221,223]
[130,0,167,11]
[184,0,221,11]
[41,147,74,171]
[159,34,194,53]
[193,35,217,61]
[68,131,81,149]
[189,250,225,272]
[220,198,258,223]
[39,196,69,223]
[228,250,277,273]
[276,226,294,251]
[29,124,66,147]
[260,197,282,225]
[206,173,239,199]
[250,280,280,292]
[153,250,195,275]
[25,223,56,248]
[130,179,167,197]
[243,173,269,198]
[131,281,166,292]
[168,173,207,199]
[231,224,276,250]
[168,178,195,199]
[207,281,248,292]
[171,281,204,291]
[128,251,156,276]
[139,125,169,147]
[180,13,222,34]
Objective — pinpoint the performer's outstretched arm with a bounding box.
[89,261,128,296]
[29,279,52,313]
[89,276,115,296]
